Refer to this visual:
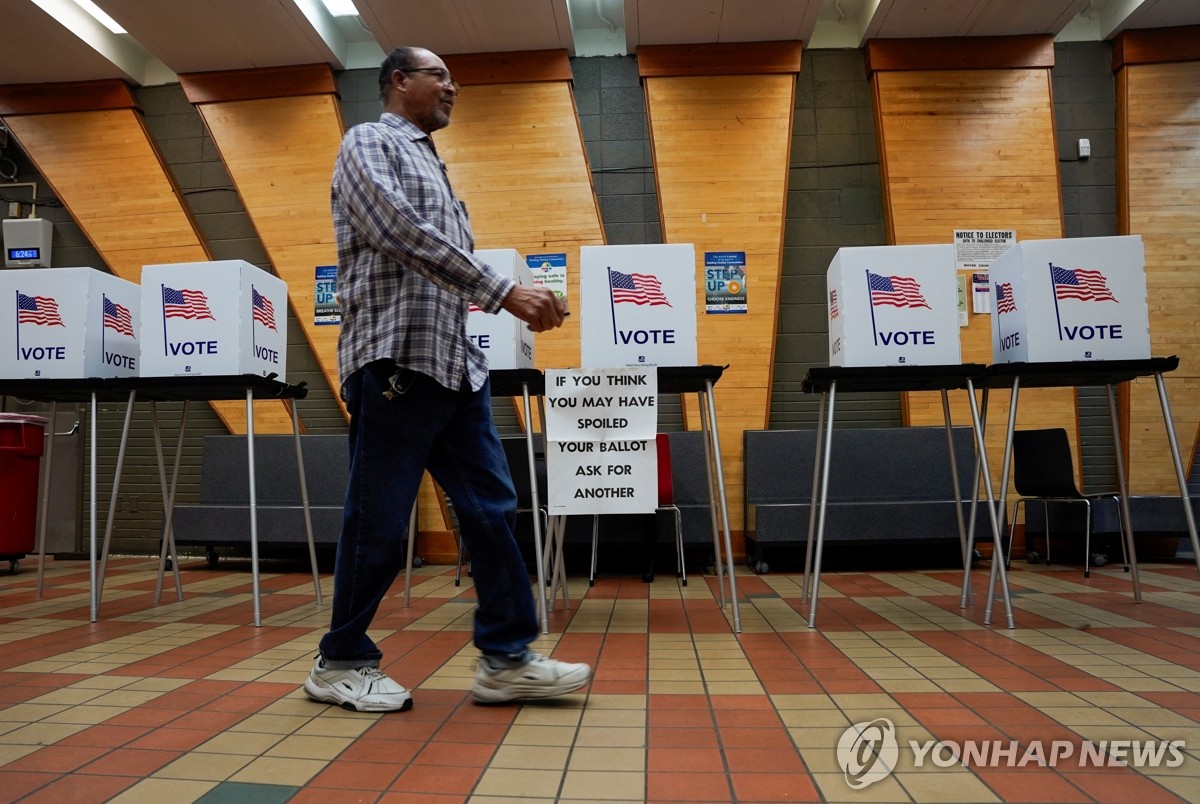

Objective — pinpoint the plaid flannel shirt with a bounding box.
[332,113,514,392]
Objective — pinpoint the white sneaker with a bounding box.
[303,655,413,712]
[470,654,592,704]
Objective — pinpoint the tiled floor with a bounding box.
[1,554,1199,802]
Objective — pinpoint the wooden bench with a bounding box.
[743,426,981,573]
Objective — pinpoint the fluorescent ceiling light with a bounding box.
[319,0,360,16]
[73,0,126,33]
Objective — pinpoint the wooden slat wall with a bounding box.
[870,42,1078,489]
[180,68,346,423]
[1117,58,1200,494]
[639,43,800,550]
[0,82,292,435]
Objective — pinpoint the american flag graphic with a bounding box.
[17,292,64,326]
[1050,264,1117,302]
[103,295,135,337]
[829,289,839,319]
[251,286,276,331]
[610,269,670,307]
[468,303,482,313]
[163,286,215,320]
[995,282,1017,315]
[867,272,930,309]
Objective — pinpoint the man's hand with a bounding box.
[500,285,567,333]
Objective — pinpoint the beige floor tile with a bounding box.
[195,731,284,755]
[490,744,570,770]
[503,724,579,746]
[228,756,327,785]
[896,770,999,803]
[265,734,354,760]
[560,770,645,800]
[580,708,645,728]
[812,771,912,802]
[567,746,645,772]
[474,767,563,798]
[153,752,254,782]
[573,727,646,748]
[108,778,218,804]
[228,713,313,734]
[3,722,87,745]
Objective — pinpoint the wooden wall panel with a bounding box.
[872,66,1077,485]
[1118,60,1200,494]
[644,73,794,549]
[1,107,292,435]
[189,93,345,421]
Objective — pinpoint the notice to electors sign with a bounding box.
[954,229,1016,272]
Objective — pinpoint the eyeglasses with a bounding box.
[402,67,459,90]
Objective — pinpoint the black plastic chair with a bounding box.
[1008,428,1127,578]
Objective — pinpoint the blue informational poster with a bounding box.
[704,251,747,314]
[315,265,339,325]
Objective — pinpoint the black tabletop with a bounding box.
[0,374,308,404]
[982,356,1180,388]
[802,364,989,394]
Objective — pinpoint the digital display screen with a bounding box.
[7,248,41,261]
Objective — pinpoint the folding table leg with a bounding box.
[1107,384,1141,601]
[702,381,740,633]
[698,398,725,610]
[289,399,321,605]
[521,383,549,634]
[941,390,970,584]
[152,400,186,604]
[807,382,836,629]
[35,402,56,598]
[246,389,263,627]
[1154,373,1200,574]
[802,391,825,604]
[403,503,417,607]
[97,390,137,615]
[980,379,1016,629]
[961,386,989,608]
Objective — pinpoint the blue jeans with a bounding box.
[318,360,537,668]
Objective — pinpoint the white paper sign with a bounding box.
[544,367,657,443]
[545,439,657,515]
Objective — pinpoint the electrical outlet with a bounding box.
[1077,138,1091,159]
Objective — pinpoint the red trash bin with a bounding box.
[0,413,48,573]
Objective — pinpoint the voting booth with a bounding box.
[140,260,287,379]
[990,235,1150,363]
[827,244,961,367]
[579,244,698,368]
[469,249,535,370]
[0,267,140,379]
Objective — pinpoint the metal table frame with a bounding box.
[974,356,1197,619]
[800,364,1013,629]
[0,374,316,626]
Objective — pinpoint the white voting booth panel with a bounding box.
[469,249,535,370]
[0,267,140,379]
[827,244,961,367]
[990,236,1150,363]
[579,244,697,368]
[140,260,287,379]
